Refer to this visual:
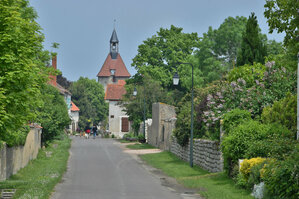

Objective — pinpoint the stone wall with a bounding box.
[147,103,176,150]
[170,137,223,173]
[139,119,152,141]
[0,125,42,181]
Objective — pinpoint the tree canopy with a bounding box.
[131,25,200,90]
[237,13,267,66]
[264,0,299,49]
[0,0,51,144]
[70,77,108,128]
[121,74,171,133]
[36,84,70,143]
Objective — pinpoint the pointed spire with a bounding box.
[110,29,119,43]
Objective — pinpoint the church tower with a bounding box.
[97,28,131,137]
[97,29,131,91]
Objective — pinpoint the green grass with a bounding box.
[117,139,134,143]
[126,143,155,150]
[140,151,253,199]
[0,134,71,199]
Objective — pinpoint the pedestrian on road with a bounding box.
[92,124,97,139]
[84,125,90,139]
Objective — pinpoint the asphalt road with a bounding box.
[51,136,187,199]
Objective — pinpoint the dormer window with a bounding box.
[110,69,116,76]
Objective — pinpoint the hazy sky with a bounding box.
[28,0,284,82]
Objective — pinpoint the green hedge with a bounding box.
[262,93,297,137]
[263,146,299,199]
[221,120,293,176]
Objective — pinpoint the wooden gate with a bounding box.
[121,117,129,132]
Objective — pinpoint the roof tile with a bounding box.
[105,82,126,100]
[71,101,80,111]
[97,53,131,77]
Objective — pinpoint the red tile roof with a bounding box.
[97,53,131,77]
[105,81,127,101]
[71,101,80,112]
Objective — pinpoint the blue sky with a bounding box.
[29,0,284,82]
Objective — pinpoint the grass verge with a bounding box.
[0,134,71,199]
[126,143,155,150]
[117,139,133,143]
[140,151,253,199]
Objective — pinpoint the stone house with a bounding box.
[97,29,131,137]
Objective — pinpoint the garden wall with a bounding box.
[0,124,42,181]
[170,137,223,173]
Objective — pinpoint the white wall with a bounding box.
[70,111,79,132]
[108,101,128,138]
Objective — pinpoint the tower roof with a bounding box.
[105,80,126,101]
[97,53,131,77]
[110,29,119,43]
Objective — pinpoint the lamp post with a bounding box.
[173,62,194,167]
[133,86,146,139]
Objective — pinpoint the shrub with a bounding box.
[36,84,70,144]
[262,146,299,199]
[221,120,269,175]
[228,63,266,88]
[123,133,131,140]
[245,123,294,159]
[240,157,267,181]
[138,134,146,143]
[222,109,252,135]
[2,125,30,147]
[248,162,267,190]
[262,93,297,137]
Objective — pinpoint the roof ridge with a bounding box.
[97,53,131,77]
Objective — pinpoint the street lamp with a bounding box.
[133,86,146,140]
[173,62,194,167]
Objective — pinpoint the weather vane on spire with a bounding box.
[113,19,116,29]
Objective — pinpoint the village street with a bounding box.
[50,137,197,199]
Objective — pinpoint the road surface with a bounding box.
[51,136,197,199]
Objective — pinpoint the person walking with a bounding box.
[92,124,97,139]
[84,125,90,139]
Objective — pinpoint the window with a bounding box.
[110,115,114,118]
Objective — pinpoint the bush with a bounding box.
[221,120,269,176]
[262,93,297,137]
[262,146,299,199]
[222,109,252,135]
[2,125,30,147]
[245,123,294,159]
[122,133,131,140]
[36,84,70,144]
[240,157,266,181]
[227,63,266,88]
[138,134,146,143]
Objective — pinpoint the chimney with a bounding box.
[52,55,57,69]
[49,55,57,86]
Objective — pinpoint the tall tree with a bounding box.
[264,0,299,49]
[70,77,108,128]
[37,84,70,143]
[0,0,50,143]
[195,16,247,83]
[121,74,171,133]
[237,13,267,66]
[131,25,200,91]
[213,16,248,65]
